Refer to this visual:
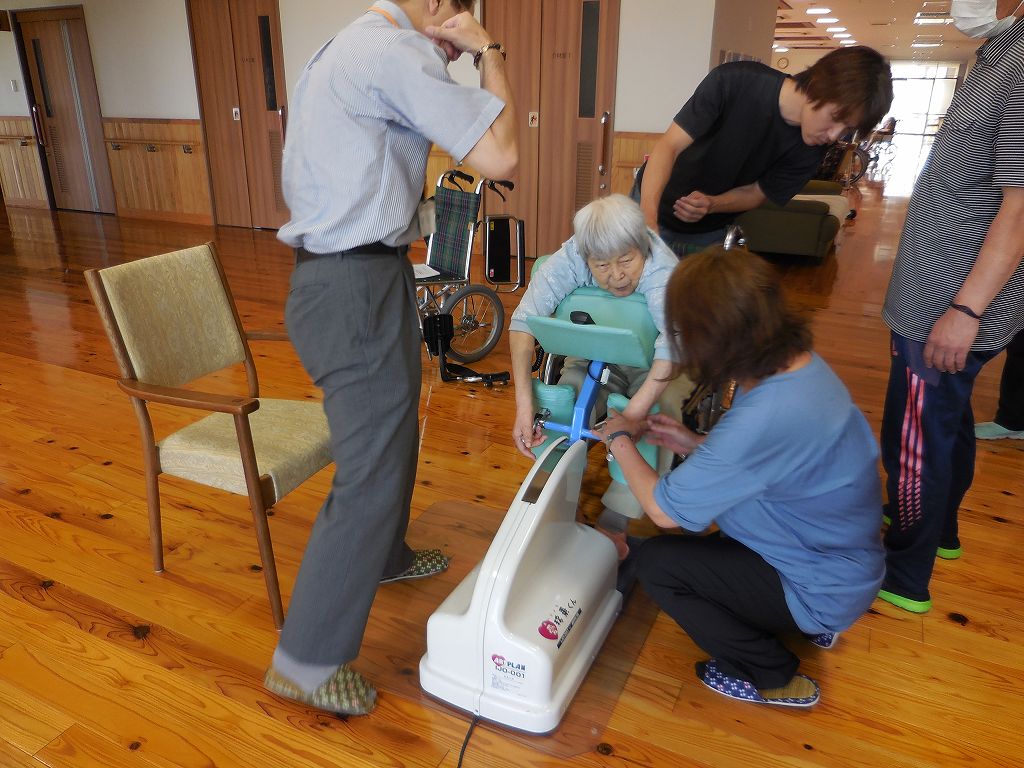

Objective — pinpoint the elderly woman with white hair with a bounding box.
[508,194,680,555]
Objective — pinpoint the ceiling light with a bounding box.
[826,27,847,32]
[840,40,858,45]
[806,8,832,14]
[915,17,952,24]
[775,47,790,52]
[911,42,942,47]
[816,18,839,24]
[833,33,851,38]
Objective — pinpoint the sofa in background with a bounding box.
[736,180,848,261]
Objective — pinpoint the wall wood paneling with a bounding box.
[103,118,213,225]
[610,131,661,197]
[0,116,48,208]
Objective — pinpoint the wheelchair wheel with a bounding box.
[848,147,869,184]
[441,283,504,363]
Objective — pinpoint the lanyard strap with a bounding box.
[366,6,399,27]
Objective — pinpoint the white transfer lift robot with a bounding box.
[420,288,659,733]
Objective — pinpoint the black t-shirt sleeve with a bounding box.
[674,66,728,141]
[758,143,826,205]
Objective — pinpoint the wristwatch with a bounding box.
[473,42,506,70]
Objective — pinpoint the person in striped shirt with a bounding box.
[878,1,1024,614]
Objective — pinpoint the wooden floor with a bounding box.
[0,181,1021,768]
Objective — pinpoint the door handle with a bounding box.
[597,110,611,176]
[232,107,241,121]
[30,103,46,147]
[277,105,287,142]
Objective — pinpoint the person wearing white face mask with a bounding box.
[952,0,1023,39]
[878,0,1024,615]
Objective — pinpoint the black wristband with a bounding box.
[605,430,632,446]
[950,302,983,320]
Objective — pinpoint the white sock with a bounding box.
[271,646,339,694]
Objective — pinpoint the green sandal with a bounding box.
[877,589,932,614]
[380,548,450,584]
[264,664,377,716]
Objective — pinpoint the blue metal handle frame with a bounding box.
[537,358,606,444]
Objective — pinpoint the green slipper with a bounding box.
[877,589,931,614]
[379,548,450,584]
[264,663,377,715]
[883,516,963,560]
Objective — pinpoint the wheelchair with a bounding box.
[415,169,525,365]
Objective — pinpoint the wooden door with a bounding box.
[230,0,288,229]
[486,0,619,256]
[188,0,250,227]
[16,8,115,214]
[481,0,541,258]
[188,0,288,229]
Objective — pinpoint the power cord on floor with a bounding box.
[456,715,480,768]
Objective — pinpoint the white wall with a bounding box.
[0,0,198,118]
[615,0,715,133]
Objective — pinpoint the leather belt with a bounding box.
[295,242,403,263]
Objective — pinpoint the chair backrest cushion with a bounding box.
[427,184,481,278]
[97,244,246,386]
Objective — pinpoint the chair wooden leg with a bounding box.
[145,466,164,573]
[234,415,284,629]
[249,497,284,630]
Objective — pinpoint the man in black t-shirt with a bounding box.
[635,47,892,257]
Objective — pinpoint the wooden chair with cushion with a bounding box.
[85,242,331,629]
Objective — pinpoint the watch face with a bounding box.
[777,57,789,70]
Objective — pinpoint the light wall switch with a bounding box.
[10,79,18,93]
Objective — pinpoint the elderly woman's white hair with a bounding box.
[573,194,650,262]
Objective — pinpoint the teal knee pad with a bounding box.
[532,380,576,457]
[606,392,659,485]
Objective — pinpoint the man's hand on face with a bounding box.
[425,12,492,63]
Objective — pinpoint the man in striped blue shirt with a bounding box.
[266,0,517,716]
[879,2,1024,614]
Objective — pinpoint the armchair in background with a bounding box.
[736,180,848,261]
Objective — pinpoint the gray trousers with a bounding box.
[279,249,420,664]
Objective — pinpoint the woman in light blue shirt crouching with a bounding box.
[597,245,884,708]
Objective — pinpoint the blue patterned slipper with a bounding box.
[379,548,450,584]
[804,631,839,649]
[696,659,820,708]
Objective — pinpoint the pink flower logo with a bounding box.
[491,654,505,667]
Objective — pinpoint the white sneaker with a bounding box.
[975,422,1024,440]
